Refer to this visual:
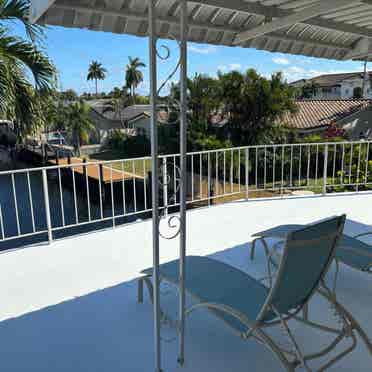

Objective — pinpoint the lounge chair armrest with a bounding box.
[339,246,372,259]
[353,231,372,239]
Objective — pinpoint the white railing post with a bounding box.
[0,203,4,240]
[162,157,168,216]
[245,148,249,200]
[148,1,161,371]
[323,144,329,195]
[178,0,188,366]
[42,168,53,243]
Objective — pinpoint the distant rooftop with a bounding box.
[291,72,372,88]
[87,101,169,125]
[284,99,372,130]
[87,100,151,122]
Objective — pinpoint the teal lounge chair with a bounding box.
[251,220,372,291]
[138,215,372,371]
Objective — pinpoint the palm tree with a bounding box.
[0,0,56,139]
[125,57,146,104]
[102,87,131,128]
[87,61,107,96]
[66,101,95,156]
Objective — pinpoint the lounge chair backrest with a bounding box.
[260,215,345,321]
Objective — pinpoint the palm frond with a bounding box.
[0,0,44,42]
[0,58,13,114]
[0,30,56,90]
[87,60,107,81]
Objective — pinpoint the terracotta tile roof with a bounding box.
[283,99,372,130]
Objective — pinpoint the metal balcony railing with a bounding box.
[0,140,371,247]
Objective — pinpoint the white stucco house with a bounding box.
[291,72,372,100]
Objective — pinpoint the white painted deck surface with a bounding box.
[0,193,371,371]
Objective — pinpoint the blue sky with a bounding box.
[17,24,369,95]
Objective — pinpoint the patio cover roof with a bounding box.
[31,0,372,61]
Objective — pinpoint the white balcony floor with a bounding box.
[0,193,371,371]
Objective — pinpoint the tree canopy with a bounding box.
[64,101,95,156]
[0,0,56,140]
[125,57,146,104]
[169,68,297,149]
[87,61,107,96]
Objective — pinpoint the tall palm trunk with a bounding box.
[75,138,81,157]
[132,85,136,104]
[95,78,98,97]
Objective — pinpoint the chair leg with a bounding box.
[261,238,273,288]
[186,302,296,371]
[253,328,297,372]
[332,259,340,294]
[138,278,144,303]
[334,299,372,355]
[318,288,372,355]
[137,275,154,305]
[272,307,312,372]
[251,238,258,260]
[302,303,309,321]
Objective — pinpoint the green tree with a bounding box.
[188,74,220,122]
[135,95,150,105]
[102,88,131,127]
[66,101,94,156]
[125,56,146,104]
[87,61,107,96]
[299,81,319,99]
[171,74,221,123]
[217,69,297,145]
[0,0,56,139]
[60,89,78,102]
[353,86,363,99]
[108,86,124,99]
[104,130,150,157]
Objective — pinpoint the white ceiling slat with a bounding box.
[322,4,372,19]
[51,3,347,50]
[343,37,372,59]
[31,0,372,61]
[278,0,320,11]
[190,0,372,37]
[34,0,372,38]
[233,0,359,45]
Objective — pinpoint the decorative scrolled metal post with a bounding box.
[178,0,188,366]
[148,1,188,369]
[148,1,161,371]
[162,158,168,216]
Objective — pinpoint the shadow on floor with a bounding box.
[0,230,370,372]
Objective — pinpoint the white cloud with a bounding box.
[217,63,243,72]
[287,66,306,74]
[229,63,242,70]
[272,56,290,65]
[188,44,217,55]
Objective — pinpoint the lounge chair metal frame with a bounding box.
[138,216,371,371]
[334,231,372,279]
[251,229,372,294]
